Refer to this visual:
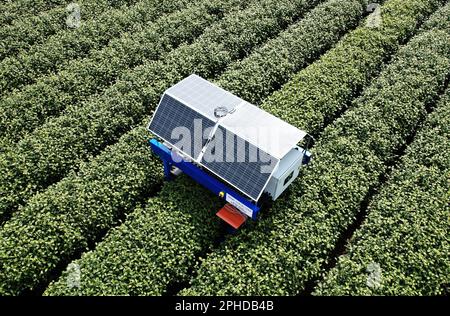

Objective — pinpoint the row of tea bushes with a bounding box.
[0,0,253,143]
[261,0,446,137]
[0,0,139,60]
[44,177,223,296]
[0,0,68,26]
[314,90,450,295]
[420,1,450,32]
[0,126,163,295]
[0,0,187,95]
[215,0,371,104]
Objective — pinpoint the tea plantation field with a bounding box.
[0,0,448,296]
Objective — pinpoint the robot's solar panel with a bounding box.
[166,74,241,120]
[200,126,278,201]
[149,94,215,159]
